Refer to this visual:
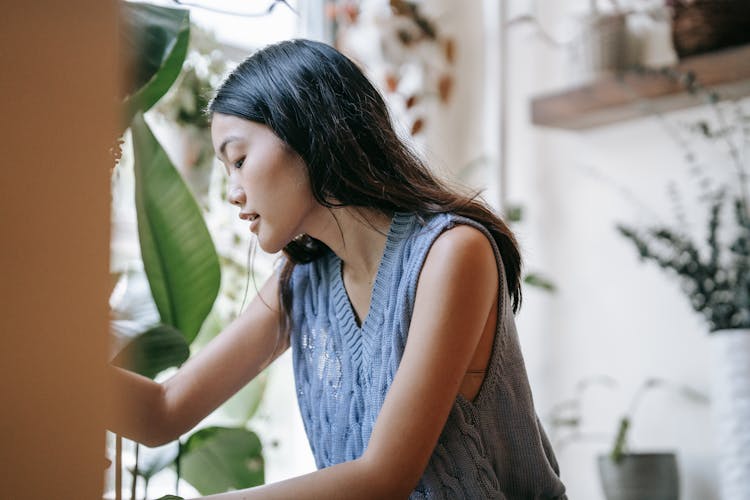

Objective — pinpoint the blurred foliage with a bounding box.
[111,324,190,379]
[111,3,266,498]
[548,375,708,463]
[616,68,750,331]
[180,427,264,495]
[504,202,557,293]
[119,2,190,132]
[155,23,231,130]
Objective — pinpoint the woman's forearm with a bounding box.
[108,365,173,447]
[195,456,410,500]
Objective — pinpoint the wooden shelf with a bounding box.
[530,44,750,130]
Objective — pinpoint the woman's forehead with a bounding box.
[212,115,264,145]
[211,114,292,158]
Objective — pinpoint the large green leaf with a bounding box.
[131,113,221,343]
[111,324,190,379]
[180,427,264,494]
[120,2,190,129]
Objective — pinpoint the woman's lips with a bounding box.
[239,211,260,232]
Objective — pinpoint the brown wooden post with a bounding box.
[0,1,116,498]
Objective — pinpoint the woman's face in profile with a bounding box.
[211,113,320,253]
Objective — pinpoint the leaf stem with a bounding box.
[116,434,123,500]
[175,438,182,497]
[131,443,139,500]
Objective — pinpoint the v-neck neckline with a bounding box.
[331,212,412,348]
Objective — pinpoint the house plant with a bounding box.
[549,376,708,500]
[110,3,267,498]
[666,0,750,59]
[615,69,750,498]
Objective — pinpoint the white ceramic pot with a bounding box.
[710,328,750,500]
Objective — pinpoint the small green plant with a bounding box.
[505,203,557,292]
[616,192,750,331]
[548,375,708,463]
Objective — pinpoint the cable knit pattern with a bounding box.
[290,212,567,499]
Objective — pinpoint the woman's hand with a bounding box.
[108,274,288,447]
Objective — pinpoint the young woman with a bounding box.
[112,39,566,499]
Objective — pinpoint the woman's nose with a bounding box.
[228,186,245,208]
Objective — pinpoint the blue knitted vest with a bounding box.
[289,212,566,499]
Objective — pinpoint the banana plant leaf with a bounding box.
[111,324,190,379]
[119,2,190,130]
[179,427,264,495]
[131,113,221,344]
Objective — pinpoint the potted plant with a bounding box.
[615,70,750,499]
[549,376,708,500]
[110,3,267,498]
[666,0,750,59]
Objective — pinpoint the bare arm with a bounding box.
[109,273,288,447]
[195,225,499,499]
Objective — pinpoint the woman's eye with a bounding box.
[233,157,245,169]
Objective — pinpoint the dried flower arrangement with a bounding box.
[327,0,457,136]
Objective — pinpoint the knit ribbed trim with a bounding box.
[330,212,414,369]
[437,215,512,411]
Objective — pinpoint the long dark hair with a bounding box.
[209,39,523,332]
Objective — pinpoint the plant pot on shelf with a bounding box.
[669,0,750,58]
[597,453,679,500]
[578,12,629,71]
[569,8,629,82]
[710,328,750,500]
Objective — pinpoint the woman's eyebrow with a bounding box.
[218,135,242,159]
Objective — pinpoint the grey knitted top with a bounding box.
[289,212,566,499]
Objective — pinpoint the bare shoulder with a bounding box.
[415,223,499,318]
[422,223,497,279]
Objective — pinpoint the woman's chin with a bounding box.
[255,234,285,254]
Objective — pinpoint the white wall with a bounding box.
[500,1,736,498]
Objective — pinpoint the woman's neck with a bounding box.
[306,206,393,281]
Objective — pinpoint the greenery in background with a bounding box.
[616,69,750,332]
[548,375,708,464]
[505,203,557,293]
[111,3,266,498]
[154,23,230,130]
[454,156,557,294]
[152,22,233,210]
